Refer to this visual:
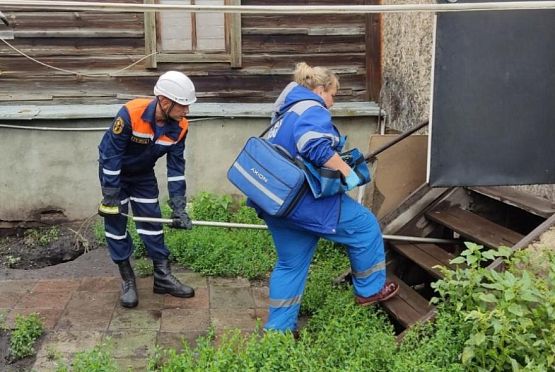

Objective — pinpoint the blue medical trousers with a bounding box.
[102,174,169,262]
[264,195,385,332]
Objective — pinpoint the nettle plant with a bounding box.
[432,242,555,371]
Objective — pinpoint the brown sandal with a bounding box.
[355,281,400,307]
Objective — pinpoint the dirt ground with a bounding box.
[0,220,100,271]
[0,219,108,369]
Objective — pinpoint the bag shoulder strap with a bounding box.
[259,99,322,138]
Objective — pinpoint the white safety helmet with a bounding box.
[153,71,197,105]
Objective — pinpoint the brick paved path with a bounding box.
[0,271,269,370]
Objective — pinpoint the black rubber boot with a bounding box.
[153,259,195,298]
[117,260,138,308]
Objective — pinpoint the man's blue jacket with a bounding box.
[98,98,188,199]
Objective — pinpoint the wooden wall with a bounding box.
[0,0,380,104]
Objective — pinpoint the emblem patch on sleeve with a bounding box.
[112,117,124,134]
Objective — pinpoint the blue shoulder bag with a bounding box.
[227,108,308,217]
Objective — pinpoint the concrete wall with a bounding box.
[0,103,379,221]
[381,0,434,133]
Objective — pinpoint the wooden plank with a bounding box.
[381,275,434,328]
[241,14,365,28]
[3,11,142,28]
[242,52,365,66]
[156,53,230,63]
[381,184,451,234]
[488,213,555,271]
[242,34,365,53]
[242,27,311,35]
[228,0,242,68]
[242,26,364,36]
[390,243,455,278]
[364,0,382,101]
[0,55,149,71]
[143,0,157,68]
[13,29,143,38]
[0,94,53,102]
[0,39,144,56]
[426,206,524,249]
[469,186,555,219]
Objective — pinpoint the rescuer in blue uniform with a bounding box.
[97,71,197,308]
[260,63,399,332]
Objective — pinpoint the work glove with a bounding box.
[168,196,193,230]
[344,169,361,191]
[98,187,121,217]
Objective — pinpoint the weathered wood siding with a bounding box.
[0,0,379,104]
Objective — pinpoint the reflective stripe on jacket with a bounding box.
[98,98,189,198]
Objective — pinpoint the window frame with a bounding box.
[144,0,241,68]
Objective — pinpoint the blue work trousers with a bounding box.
[264,195,385,332]
[102,175,169,262]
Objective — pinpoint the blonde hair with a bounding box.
[293,62,340,92]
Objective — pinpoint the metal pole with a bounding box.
[126,215,458,244]
[364,120,429,163]
[130,215,268,230]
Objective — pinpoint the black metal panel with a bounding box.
[429,1,555,186]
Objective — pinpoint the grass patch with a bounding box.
[166,193,276,280]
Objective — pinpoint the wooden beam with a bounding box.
[365,0,382,101]
[241,26,364,36]
[144,0,157,68]
[229,0,242,68]
[13,29,143,38]
[156,53,230,63]
[469,186,555,219]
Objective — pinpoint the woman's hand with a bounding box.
[323,153,360,190]
[323,153,351,176]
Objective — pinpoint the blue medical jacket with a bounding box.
[261,83,342,234]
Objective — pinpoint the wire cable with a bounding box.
[2,0,555,14]
[0,38,159,78]
[0,117,225,131]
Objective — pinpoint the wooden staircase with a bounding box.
[376,185,555,333]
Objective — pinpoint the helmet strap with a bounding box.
[157,97,175,123]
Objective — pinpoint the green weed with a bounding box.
[0,311,6,331]
[9,313,44,360]
[134,258,154,277]
[188,192,232,222]
[5,254,21,268]
[431,242,555,370]
[56,341,118,372]
[23,227,60,248]
[148,291,398,371]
